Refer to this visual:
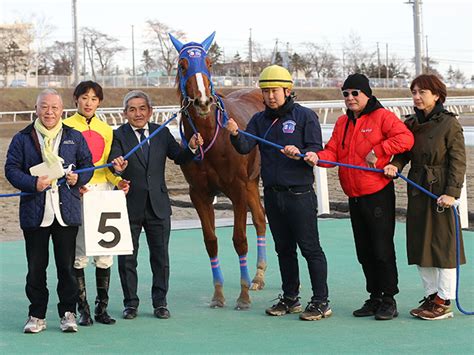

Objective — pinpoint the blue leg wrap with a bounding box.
[239,255,252,286]
[210,257,224,285]
[257,235,267,263]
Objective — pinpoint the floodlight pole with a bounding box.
[72,0,80,85]
[408,0,424,76]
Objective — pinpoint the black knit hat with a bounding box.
[342,73,372,98]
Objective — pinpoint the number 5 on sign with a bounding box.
[82,190,133,256]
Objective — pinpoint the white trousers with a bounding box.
[417,266,456,300]
[74,182,114,269]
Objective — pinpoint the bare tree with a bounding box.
[343,34,376,75]
[28,14,55,82]
[419,56,443,78]
[0,23,34,84]
[82,27,125,79]
[42,41,75,75]
[250,41,270,75]
[304,42,339,78]
[146,20,186,76]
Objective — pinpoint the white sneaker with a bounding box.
[24,316,46,333]
[60,312,78,332]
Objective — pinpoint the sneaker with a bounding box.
[265,295,302,316]
[299,301,332,321]
[375,297,398,320]
[418,302,454,320]
[23,316,46,333]
[60,312,78,332]
[353,298,382,317]
[410,294,436,317]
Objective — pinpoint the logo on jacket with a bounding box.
[62,140,75,144]
[361,128,372,133]
[282,120,296,134]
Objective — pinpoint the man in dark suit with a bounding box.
[109,90,202,319]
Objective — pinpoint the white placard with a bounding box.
[29,161,64,179]
[82,190,133,256]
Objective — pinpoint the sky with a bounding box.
[1,0,473,79]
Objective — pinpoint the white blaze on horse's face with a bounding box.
[194,73,211,116]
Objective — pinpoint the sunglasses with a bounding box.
[342,90,361,98]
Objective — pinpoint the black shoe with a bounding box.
[154,306,170,319]
[265,295,302,316]
[375,297,398,320]
[353,298,383,317]
[299,300,332,321]
[95,311,116,325]
[78,307,94,326]
[123,307,137,320]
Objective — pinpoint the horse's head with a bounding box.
[170,32,216,118]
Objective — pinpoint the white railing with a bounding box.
[1,97,472,124]
[304,96,474,123]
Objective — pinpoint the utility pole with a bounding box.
[386,43,389,87]
[342,50,345,78]
[72,0,80,85]
[377,42,381,81]
[132,25,136,86]
[408,0,423,76]
[83,36,86,78]
[425,35,429,73]
[271,39,279,64]
[248,28,252,87]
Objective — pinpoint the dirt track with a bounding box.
[1,115,473,241]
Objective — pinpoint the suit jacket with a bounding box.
[109,122,195,221]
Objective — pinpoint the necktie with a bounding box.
[137,128,149,164]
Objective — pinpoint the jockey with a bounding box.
[64,81,129,326]
[225,64,332,321]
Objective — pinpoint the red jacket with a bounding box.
[318,99,414,197]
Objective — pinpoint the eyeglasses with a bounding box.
[342,90,361,98]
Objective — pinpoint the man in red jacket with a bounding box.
[305,73,414,320]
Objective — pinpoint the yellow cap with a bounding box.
[258,65,293,89]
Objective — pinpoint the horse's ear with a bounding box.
[201,31,216,52]
[169,33,184,52]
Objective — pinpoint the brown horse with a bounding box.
[169,32,267,309]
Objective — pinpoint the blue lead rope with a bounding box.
[1,113,179,198]
[1,116,471,315]
[236,128,472,315]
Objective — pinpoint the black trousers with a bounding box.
[118,197,170,309]
[23,219,78,319]
[348,181,399,298]
[264,186,329,302]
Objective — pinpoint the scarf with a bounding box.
[414,100,445,124]
[33,118,64,168]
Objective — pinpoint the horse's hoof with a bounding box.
[210,299,225,308]
[250,280,265,291]
[235,301,251,311]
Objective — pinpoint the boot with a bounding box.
[94,267,116,325]
[75,268,93,326]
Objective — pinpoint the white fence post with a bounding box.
[459,175,469,229]
[314,166,330,215]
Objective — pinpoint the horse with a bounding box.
[169,32,267,310]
